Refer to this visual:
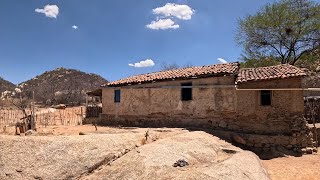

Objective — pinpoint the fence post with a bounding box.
[80,107,83,125]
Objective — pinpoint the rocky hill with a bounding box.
[19,67,108,105]
[0,77,15,94]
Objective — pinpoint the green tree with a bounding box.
[240,56,280,68]
[295,46,320,71]
[236,0,320,65]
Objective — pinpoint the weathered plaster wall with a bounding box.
[232,89,304,134]
[102,76,236,125]
[102,76,305,134]
[101,76,312,149]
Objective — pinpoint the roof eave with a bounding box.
[236,75,307,85]
[107,72,237,87]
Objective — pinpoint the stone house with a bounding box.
[100,62,313,150]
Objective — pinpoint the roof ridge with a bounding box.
[150,62,239,74]
[240,63,296,69]
[237,64,306,84]
[105,62,240,87]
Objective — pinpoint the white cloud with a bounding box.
[153,3,194,20]
[146,19,179,30]
[72,25,78,30]
[217,58,228,64]
[35,4,59,18]
[129,59,155,68]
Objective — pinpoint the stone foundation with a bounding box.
[197,129,314,157]
[309,124,320,146]
[83,117,101,125]
[99,114,313,151]
[100,113,305,133]
[230,131,313,152]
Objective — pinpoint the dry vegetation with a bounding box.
[0,77,15,94]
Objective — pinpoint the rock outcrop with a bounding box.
[82,131,270,180]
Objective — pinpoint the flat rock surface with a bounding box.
[82,131,270,180]
[0,132,143,180]
[0,126,187,180]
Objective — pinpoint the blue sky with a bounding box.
[0,0,304,84]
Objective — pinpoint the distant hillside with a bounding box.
[19,67,108,105]
[0,77,15,93]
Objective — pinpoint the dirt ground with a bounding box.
[1,125,319,180]
[262,153,320,180]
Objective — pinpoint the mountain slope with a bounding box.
[19,67,108,105]
[0,77,15,93]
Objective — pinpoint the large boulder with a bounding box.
[82,131,270,180]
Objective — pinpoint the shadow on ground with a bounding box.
[185,127,303,160]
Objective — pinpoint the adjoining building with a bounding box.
[100,62,314,150]
[85,89,102,119]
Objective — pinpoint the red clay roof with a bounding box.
[236,64,307,84]
[105,62,239,87]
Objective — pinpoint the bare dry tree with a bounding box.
[1,88,36,133]
[161,62,194,71]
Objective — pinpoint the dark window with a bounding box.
[181,82,192,101]
[260,90,272,106]
[114,90,121,103]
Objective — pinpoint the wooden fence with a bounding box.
[0,106,85,127]
[86,106,102,118]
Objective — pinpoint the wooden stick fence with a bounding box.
[0,107,85,127]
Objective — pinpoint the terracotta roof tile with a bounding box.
[236,64,307,84]
[105,62,239,87]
